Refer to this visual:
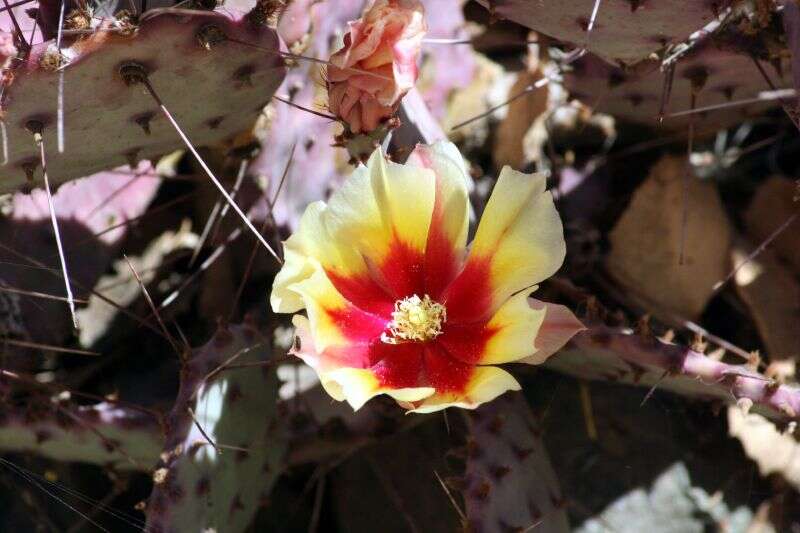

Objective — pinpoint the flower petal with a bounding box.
[325,148,436,297]
[291,317,434,411]
[444,167,566,322]
[368,148,435,260]
[293,269,388,352]
[437,289,546,366]
[482,290,548,364]
[407,365,521,414]
[290,314,370,372]
[288,303,524,413]
[271,200,393,317]
[270,202,325,314]
[520,298,585,364]
[274,144,471,312]
[422,343,476,392]
[322,368,435,411]
[408,141,471,299]
[369,341,426,388]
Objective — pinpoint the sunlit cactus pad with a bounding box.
[464,394,570,533]
[145,321,284,533]
[0,7,285,192]
[0,400,162,470]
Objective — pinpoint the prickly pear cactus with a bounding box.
[0,164,161,347]
[463,393,570,533]
[549,320,800,420]
[477,0,726,64]
[0,398,163,470]
[1,0,800,530]
[565,42,791,129]
[145,320,285,533]
[478,0,794,131]
[1,7,286,191]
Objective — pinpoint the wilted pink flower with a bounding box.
[327,0,426,134]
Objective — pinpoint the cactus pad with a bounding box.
[0,164,161,345]
[1,7,285,192]
[144,321,284,533]
[477,0,726,64]
[550,321,800,421]
[566,42,793,130]
[464,393,570,533]
[0,399,163,470]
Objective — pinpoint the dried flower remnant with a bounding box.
[0,31,17,71]
[271,141,583,413]
[327,0,427,135]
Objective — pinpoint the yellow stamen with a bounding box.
[381,294,446,344]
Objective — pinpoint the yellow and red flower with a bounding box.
[327,0,426,134]
[271,142,583,413]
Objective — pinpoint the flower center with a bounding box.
[381,294,446,344]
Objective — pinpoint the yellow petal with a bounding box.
[409,141,470,251]
[324,160,387,256]
[470,166,566,310]
[292,270,348,351]
[407,366,521,414]
[270,202,325,314]
[272,192,391,316]
[368,148,436,255]
[408,141,471,296]
[289,314,367,374]
[290,315,434,411]
[324,148,435,263]
[322,368,435,411]
[481,288,546,364]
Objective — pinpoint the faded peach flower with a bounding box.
[327,0,426,134]
[270,141,584,413]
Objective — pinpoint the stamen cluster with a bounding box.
[381,294,446,344]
